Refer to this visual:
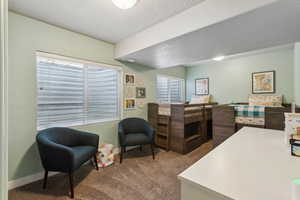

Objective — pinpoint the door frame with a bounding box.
[0,0,9,199]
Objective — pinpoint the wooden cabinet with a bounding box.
[156,116,171,150]
[148,103,171,150]
[148,103,216,154]
[265,107,291,130]
[212,105,236,147]
[213,125,235,147]
[212,104,297,148]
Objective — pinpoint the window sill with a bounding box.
[37,118,121,131]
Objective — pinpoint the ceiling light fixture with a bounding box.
[212,56,225,61]
[112,0,138,9]
[127,59,136,63]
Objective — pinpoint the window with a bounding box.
[37,53,122,130]
[157,75,184,103]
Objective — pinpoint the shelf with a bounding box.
[158,122,169,126]
[157,132,168,137]
[185,134,201,142]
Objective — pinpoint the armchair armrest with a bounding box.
[70,129,99,148]
[144,123,155,140]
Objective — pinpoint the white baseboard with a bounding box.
[8,147,138,190]
[8,171,60,190]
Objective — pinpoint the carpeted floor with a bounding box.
[9,141,213,200]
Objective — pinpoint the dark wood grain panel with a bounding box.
[148,103,171,151]
[212,105,235,127]
[265,106,291,130]
[213,125,235,147]
[212,104,293,147]
[149,103,217,154]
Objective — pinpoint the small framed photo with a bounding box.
[125,74,135,86]
[195,78,209,95]
[136,87,146,98]
[252,71,275,94]
[125,99,136,110]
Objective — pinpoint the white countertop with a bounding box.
[178,127,300,200]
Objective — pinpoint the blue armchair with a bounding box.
[36,127,99,198]
[118,118,155,163]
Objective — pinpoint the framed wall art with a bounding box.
[125,98,136,110]
[195,78,209,95]
[125,74,135,86]
[136,87,146,98]
[252,71,275,94]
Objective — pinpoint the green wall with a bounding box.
[295,43,300,106]
[186,48,294,104]
[8,12,185,181]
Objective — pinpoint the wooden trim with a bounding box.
[8,171,60,190]
[36,51,123,70]
[0,0,8,198]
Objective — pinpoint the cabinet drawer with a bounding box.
[213,125,235,147]
[213,125,235,137]
[213,133,233,147]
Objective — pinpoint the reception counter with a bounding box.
[178,127,300,200]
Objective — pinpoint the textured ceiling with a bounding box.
[8,0,206,43]
[119,0,300,68]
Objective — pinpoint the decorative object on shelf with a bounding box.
[125,98,136,110]
[285,113,300,146]
[252,71,275,94]
[195,78,209,95]
[112,0,138,9]
[125,73,135,86]
[136,87,146,98]
[290,134,300,157]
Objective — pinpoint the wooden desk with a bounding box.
[179,127,300,200]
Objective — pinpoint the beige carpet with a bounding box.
[9,142,213,200]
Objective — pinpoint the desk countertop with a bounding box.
[179,127,300,200]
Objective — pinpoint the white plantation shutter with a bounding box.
[86,66,120,123]
[37,58,85,129]
[169,79,183,102]
[157,75,184,103]
[157,76,169,103]
[37,55,121,130]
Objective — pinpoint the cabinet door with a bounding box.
[265,107,290,130]
[212,106,235,127]
[213,125,235,147]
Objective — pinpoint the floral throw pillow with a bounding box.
[249,95,282,107]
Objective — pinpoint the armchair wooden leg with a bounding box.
[150,144,155,160]
[69,172,74,199]
[140,145,142,152]
[43,170,48,189]
[93,154,99,171]
[120,146,124,164]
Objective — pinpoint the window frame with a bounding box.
[36,51,123,130]
[156,75,185,104]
